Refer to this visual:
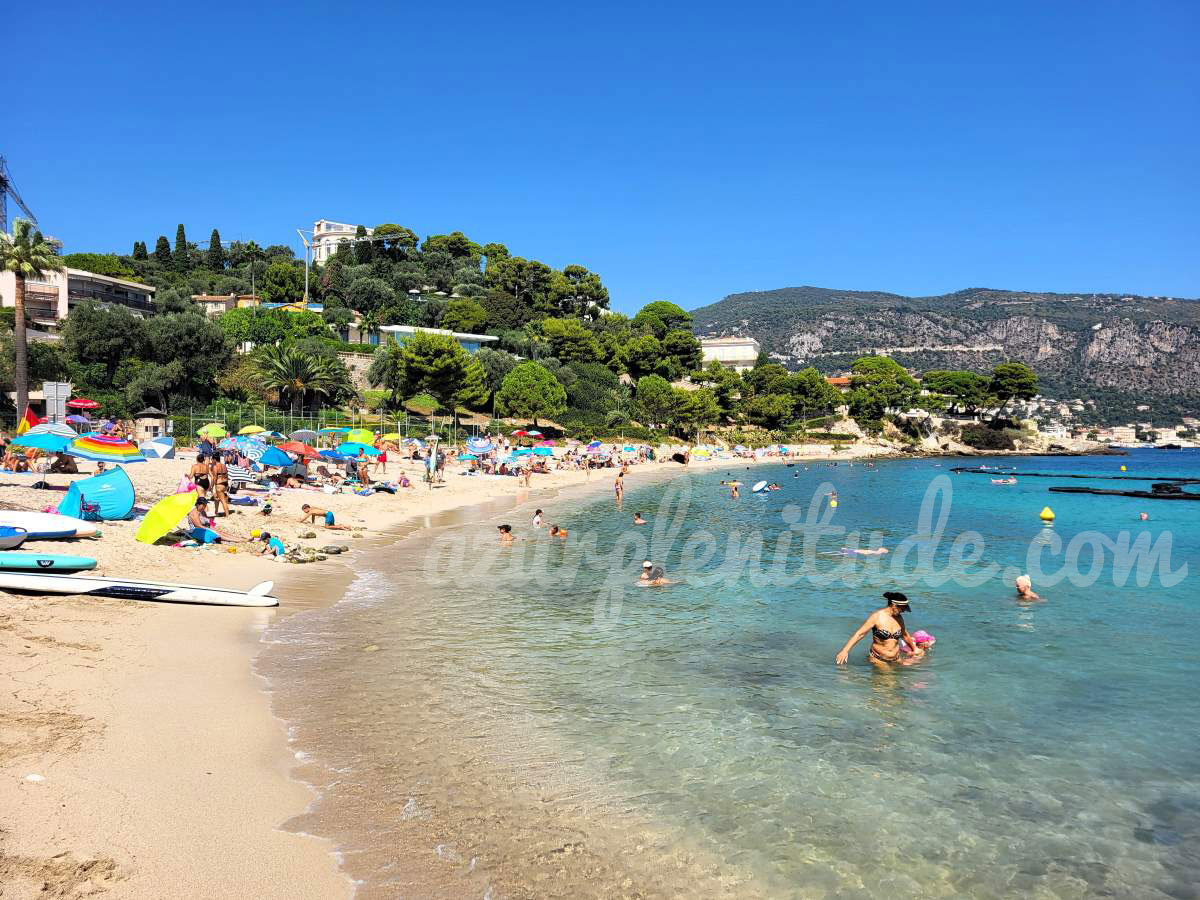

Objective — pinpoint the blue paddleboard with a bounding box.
[0,554,98,573]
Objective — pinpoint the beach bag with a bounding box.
[79,497,103,521]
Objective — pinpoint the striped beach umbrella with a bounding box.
[25,422,77,438]
[67,435,146,464]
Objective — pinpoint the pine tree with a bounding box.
[174,224,188,269]
[154,235,172,264]
[207,229,225,270]
[133,241,148,260]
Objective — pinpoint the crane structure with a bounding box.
[0,156,38,234]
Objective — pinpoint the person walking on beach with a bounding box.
[210,454,231,518]
[835,592,924,666]
[190,453,212,498]
[373,439,387,475]
[614,471,625,502]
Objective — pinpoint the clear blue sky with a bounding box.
[9,1,1198,312]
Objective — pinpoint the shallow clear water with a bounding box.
[262,450,1200,898]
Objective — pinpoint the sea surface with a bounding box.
[259,449,1200,898]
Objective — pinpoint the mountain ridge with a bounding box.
[689,286,1200,423]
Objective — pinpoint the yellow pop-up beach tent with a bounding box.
[136,491,199,544]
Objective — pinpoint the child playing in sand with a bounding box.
[255,531,287,558]
[300,504,351,530]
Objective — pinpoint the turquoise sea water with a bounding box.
[262,450,1200,898]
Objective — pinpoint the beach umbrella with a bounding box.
[525,430,542,437]
[318,426,351,435]
[12,432,73,452]
[197,423,227,438]
[586,440,602,449]
[261,431,287,441]
[66,397,100,410]
[255,446,294,468]
[533,446,553,457]
[238,425,266,435]
[622,445,635,452]
[319,449,347,461]
[25,422,77,438]
[511,429,530,437]
[289,429,318,442]
[466,437,493,453]
[337,441,380,457]
[136,490,198,545]
[457,453,477,461]
[537,439,557,446]
[68,434,146,464]
[65,414,90,425]
[346,428,375,444]
[278,441,321,459]
[381,432,402,441]
[402,438,425,447]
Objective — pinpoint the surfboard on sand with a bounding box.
[0,554,97,573]
[0,511,99,539]
[0,575,279,607]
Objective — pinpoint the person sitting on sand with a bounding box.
[300,504,350,530]
[186,496,241,544]
[255,531,287,558]
[633,512,647,525]
[398,473,411,488]
[48,451,79,474]
[548,524,568,539]
[497,523,515,544]
[1015,574,1041,601]
[835,591,923,666]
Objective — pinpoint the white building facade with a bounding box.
[700,335,761,372]
[313,219,373,263]
[0,267,155,330]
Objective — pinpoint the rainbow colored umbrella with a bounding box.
[67,434,146,464]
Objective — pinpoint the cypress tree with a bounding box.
[354,224,374,265]
[174,224,188,269]
[154,235,172,264]
[133,241,148,260]
[207,229,225,270]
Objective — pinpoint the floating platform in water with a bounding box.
[951,467,1200,484]
[1048,484,1200,501]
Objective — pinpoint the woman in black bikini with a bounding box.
[835,591,924,666]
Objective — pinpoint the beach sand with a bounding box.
[0,441,891,896]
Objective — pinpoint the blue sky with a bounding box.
[9,1,1198,312]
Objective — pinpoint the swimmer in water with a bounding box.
[497,524,515,544]
[533,509,544,527]
[548,524,568,539]
[1139,512,1149,521]
[637,561,675,586]
[842,546,889,556]
[836,591,923,666]
[633,512,647,525]
[1015,573,1041,601]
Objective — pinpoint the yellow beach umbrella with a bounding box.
[346,428,375,444]
[136,490,199,545]
[197,423,227,438]
[238,424,266,435]
[382,432,402,441]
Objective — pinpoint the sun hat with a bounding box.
[883,591,911,608]
[642,560,653,568]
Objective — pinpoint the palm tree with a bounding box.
[359,309,381,346]
[256,344,340,414]
[244,241,266,299]
[0,220,64,415]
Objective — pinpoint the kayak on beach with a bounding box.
[0,574,279,607]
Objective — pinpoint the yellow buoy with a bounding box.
[1040,506,1055,522]
[829,499,838,508]
[1120,465,1127,472]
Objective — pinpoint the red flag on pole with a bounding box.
[15,406,40,435]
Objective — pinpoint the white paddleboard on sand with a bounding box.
[0,574,278,607]
[0,511,99,539]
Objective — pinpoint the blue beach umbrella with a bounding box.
[256,446,294,467]
[319,449,347,461]
[533,446,553,456]
[337,441,381,457]
[457,452,477,461]
[13,433,74,452]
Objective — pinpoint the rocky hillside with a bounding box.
[690,287,1200,423]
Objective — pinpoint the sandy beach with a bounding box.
[0,441,891,897]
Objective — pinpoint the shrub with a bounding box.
[960,424,1018,451]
